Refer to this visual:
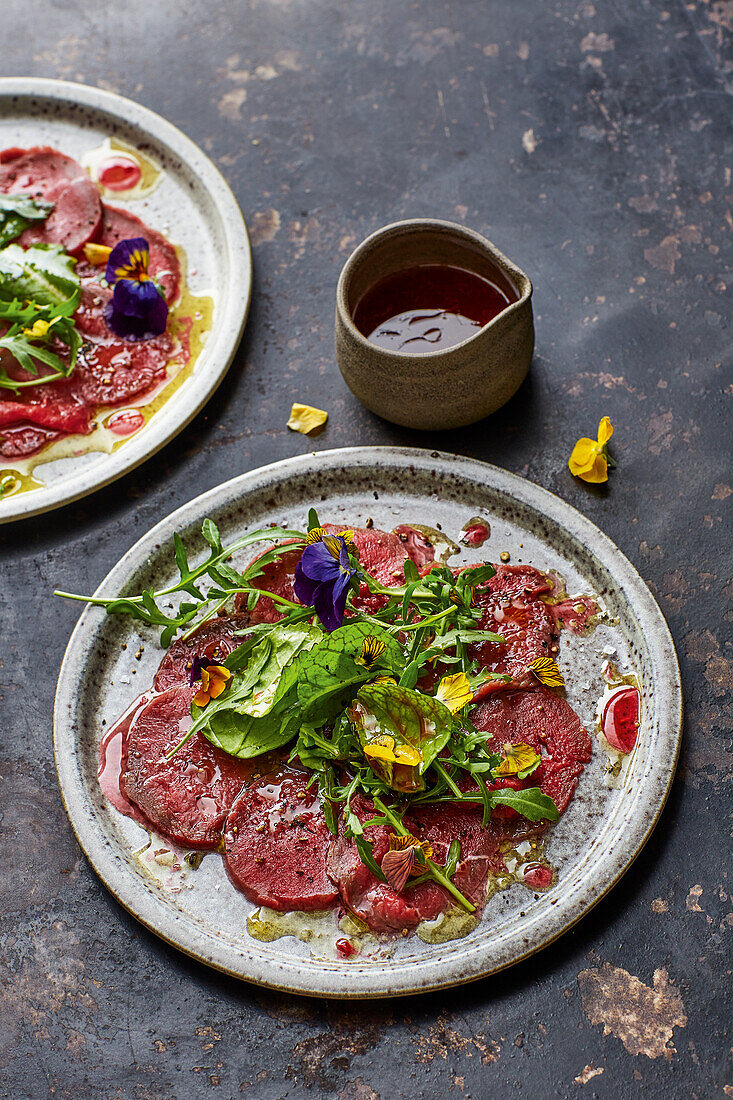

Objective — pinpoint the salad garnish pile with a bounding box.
[58,512,562,912]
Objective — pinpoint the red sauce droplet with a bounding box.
[601,686,640,753]
[107,409,145,436]
[353,265,516,353]
[522,863,553,891]
[98,155,142,192]
[336,938,357,958]
[460,520,491,547]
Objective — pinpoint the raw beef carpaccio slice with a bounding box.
[471,686,591,819]
[326,795,501,933]
[471,686,592,764]
[0,146,102,254]
[469,564,560,694]
[120,685,249,849]
[154,613,251,691]
[224,768,338,910]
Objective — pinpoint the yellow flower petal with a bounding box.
[287,403,328,436]
[209,665,231,681]
[528,656,565,689]
[580,452,609,484]
[193,688,211,708]
[23,318,51,338]
[435,672,473,714]
[597,416,613,446]
[83,242,112,266]
[568,437,600,476]
[494,742,541,777]
[305,527,327,544]
[364,743,396,763]
[393,744,422,766]
[355,636,386,670]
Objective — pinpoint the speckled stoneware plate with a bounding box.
[53,448,682,998]
[0,78,251,523]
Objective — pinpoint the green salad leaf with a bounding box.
[296,621,404,725]
[0,193,53,248]
[349,681,454,793]
[486,786,559,822]
[184,622,322,758]
[0,243,81,314]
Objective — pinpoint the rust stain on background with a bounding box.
[577,963,687,1059]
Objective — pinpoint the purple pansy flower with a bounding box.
[293,531,357,632]
[103,236,168,341]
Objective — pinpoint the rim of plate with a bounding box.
[53,447,683,998]
[0,78,251,524]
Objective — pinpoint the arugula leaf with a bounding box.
[0,243,80,314]
[56,524,304,645]
[296,622,404,725]
[350,681,454,793]
[0,193,53,248]
[487,787,559,822]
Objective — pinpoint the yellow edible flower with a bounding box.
[287,402,328,436]
[494,742,541,778]
[363,734,421,767]
[435,672,473,714]
[355,636,386,670]
[192,664,231,708]
[528,656,565,689]
[23,318,51,339]
[83,242,113,266]
[568,416,614,483]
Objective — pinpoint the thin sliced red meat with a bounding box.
[154,613,250,691]
[18,177,102,254]
[392,524,436,570]
[327,797,444,931]
[98,204,181,304]
[532,758,584,816]
[471,686,592,764]
[224,768,338,910]
[484,564,553,599]
[0,381,90,435]
[470,565,559,693]
[0,422,63,458]
[71,330,174,405]
[0,146,102,253]
[327,796,500,933]
[235,545,302,624]
[121,685,249,849]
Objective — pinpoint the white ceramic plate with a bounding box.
[53,448,682,998]
[0,78,251,523]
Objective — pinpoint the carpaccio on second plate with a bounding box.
[102,522,598,944]
[0,146,185,459]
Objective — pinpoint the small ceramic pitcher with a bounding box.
[335,218,533,431]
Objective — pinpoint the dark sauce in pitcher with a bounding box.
[353,264,515,353]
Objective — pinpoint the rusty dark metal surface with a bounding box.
[0,1,730,1097]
